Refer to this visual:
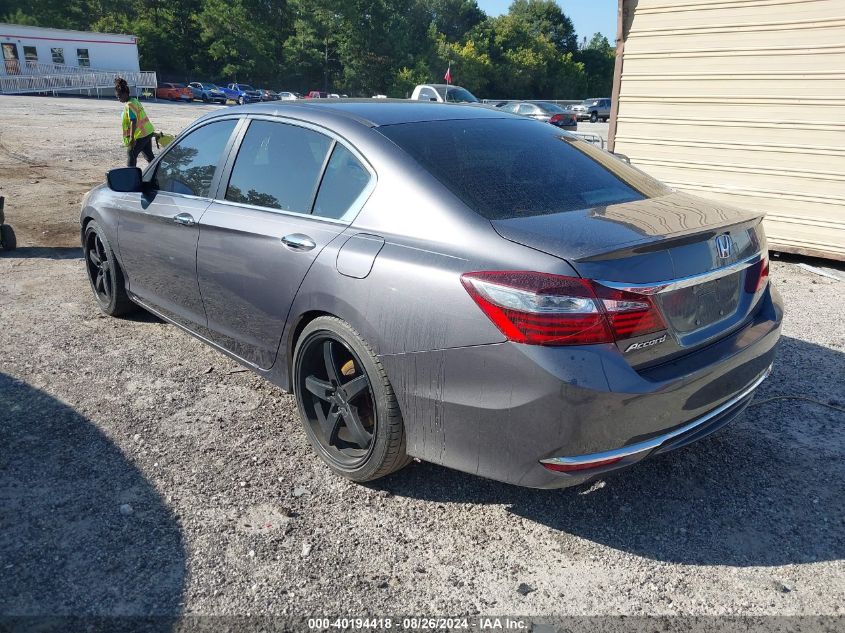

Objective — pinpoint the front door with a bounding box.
[196,118,375,369]
[2,43,20,75]
[117,118,239,329]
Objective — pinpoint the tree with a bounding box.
[505,0,577,54]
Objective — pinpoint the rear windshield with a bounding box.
[534,102,564,113]
[435,86,479,103]
[378,118,669,220]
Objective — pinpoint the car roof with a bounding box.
[202,99,513,128]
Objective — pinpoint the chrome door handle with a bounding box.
[281,234,316,251]
[173,213,195,227]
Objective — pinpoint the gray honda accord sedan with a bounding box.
[80,101,782,488]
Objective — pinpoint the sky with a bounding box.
[476,0,617,43]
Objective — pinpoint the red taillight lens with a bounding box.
[461,271,611,345]
[744,257,770,293]
[592,285,666,339]
[549,114,563,123]
[460,271,666,346]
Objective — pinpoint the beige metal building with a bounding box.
[608,0,845,260]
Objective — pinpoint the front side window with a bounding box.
[313,144,372,220]
[225,120,331,213]
[76,48,90,67]
[517,103,536,115]
[153,119,237,197]
[51,48,64,64]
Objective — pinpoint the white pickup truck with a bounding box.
[410,84,479,104]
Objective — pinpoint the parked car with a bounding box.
[305,91,329,99]
[188,82,227,104]
[499,100,577,130]
[156,83,192,102]
[276,91,297,100]
[226,83,263,105]
[259,88,280,101]
[410,83,479,104]
[81,102,781,489]
[571,97,611,122]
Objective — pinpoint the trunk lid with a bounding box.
[491,192,769,366]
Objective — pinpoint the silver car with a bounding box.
[571,97,611,122]
[499,101,577,129]
[81,101,782,488]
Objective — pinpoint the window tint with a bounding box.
[379,118,669,220]
[154,119,237,197]
[536,102,564,113]
[313,144,371,220]
[225,120,331,213]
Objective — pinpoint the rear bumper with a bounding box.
[381,285,783,488]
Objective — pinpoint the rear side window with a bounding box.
[225,120,331,212]
[313,144,372,220]
[154,119,237,197]
[379,118,669,220]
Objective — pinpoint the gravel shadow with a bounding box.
[0,373,186,620]
[0,247,82,260]
[376,336,844,567]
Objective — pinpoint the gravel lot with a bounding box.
[0,96,843,623]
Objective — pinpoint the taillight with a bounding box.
[549,114,563,123]
[744,257,770,293]
[460,271,666,346]
[592,284,666,339]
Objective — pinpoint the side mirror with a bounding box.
[613,153,631,164]
[106,167,143,192]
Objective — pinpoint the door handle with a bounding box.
[173,213,195,227]
[281,233,316,251]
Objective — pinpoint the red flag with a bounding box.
[444,64,452,85]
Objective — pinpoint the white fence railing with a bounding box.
[0,62,157,95]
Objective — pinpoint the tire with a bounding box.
[0,224,16,251]
[83,220,135,317]
[238,96,245,105]
[202,94,209,103]
[293,316,411,482]
[590,111,598,123]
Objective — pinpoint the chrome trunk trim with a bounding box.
[595,252,763,295]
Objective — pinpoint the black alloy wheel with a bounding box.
[299,335,375,467]
[86,230,113,305]
[590,111,598,123]
[293,317,410,481]
[83,221,134,316]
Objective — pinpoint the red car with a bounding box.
[304,90,328,99]
[156,83,193,101]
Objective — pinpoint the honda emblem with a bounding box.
[715,234,733,259]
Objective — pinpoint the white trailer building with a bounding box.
[0,23,156,96]
[608,0,845,261]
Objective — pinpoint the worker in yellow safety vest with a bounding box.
[114,77,156,167]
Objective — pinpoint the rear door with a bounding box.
[196,117,375,369]
[117,117,240,329]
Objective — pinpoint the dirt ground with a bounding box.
[0,95,843,625]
